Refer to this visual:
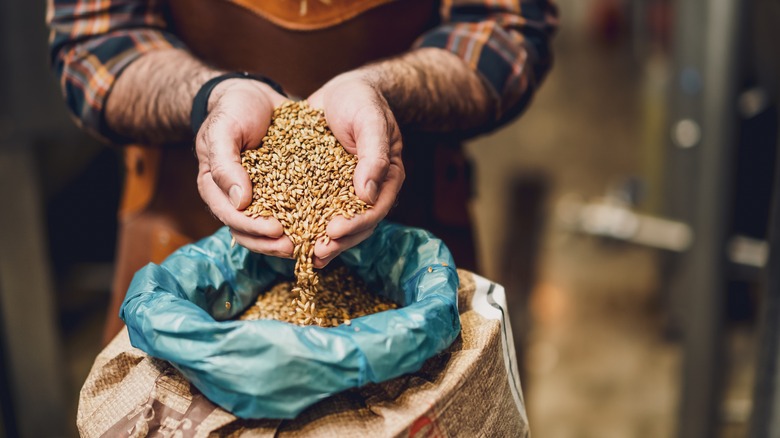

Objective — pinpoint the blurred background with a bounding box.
[2,0,780,436]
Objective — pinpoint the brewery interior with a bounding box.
[1,0,779,436]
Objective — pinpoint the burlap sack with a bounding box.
[77,270,529,437]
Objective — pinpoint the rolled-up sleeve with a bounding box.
[416,0,558,122]
[47,0,185,140]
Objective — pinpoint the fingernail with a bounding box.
[365,180,378,204]
[229,185,243,209]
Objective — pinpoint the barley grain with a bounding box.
[240,100,380,326]
[238,265,397,327]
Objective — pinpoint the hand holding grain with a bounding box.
[240,101,372,322]
[194,79,295,258]
[307,70,405,268]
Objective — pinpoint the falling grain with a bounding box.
[240,100,377,326]
[238,265,397,327]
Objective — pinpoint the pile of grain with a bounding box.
[240,100,389,326]
[238,265,397,327]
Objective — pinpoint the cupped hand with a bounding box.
[195,78,294,257]
[307,70,405,268]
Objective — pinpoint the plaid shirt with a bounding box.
[47,0,558,140]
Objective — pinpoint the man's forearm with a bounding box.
[107,47,493,143]
[364,48,496,133]
[105,49,222,144]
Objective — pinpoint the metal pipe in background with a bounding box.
[0,0,81,435]
[749,109,780,438]
[0,146,67,437]
[669,0,745,436]
[747,0,780,435]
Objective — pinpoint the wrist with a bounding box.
[353,58,419,115]
[207,79,276,112]
[356,48,495,131]
[352,64,387,97]
[192,72,287,136]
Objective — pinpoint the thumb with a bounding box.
[200,113,253,210]
[352,112,391,205]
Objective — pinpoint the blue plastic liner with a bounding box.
[120,221,460,419]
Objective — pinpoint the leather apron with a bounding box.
[105,0,476,344]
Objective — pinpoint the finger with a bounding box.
[231,228,294,258]
[198,173,284,238]
[262,89,289,108]
[351,109,392,204]
[198,109,255,210]
[313,227,376,269]
[326,164,404,239]
[306,89,325,110]
[325,209,380,241]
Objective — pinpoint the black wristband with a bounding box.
[190,72,287,136]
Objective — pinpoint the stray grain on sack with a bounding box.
[239,100,397,327]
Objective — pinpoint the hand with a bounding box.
[195,79,295,257]
[307,70,405,268]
